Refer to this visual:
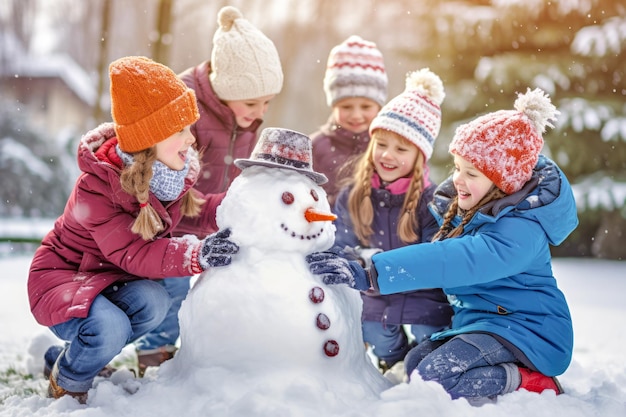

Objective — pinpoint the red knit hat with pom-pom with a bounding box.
[449,88,559,194]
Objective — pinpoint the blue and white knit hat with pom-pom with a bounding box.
[369,68,445,161]
[449,88,559,195]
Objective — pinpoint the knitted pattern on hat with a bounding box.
[323,35,388,107]
[369,68,445,160]
[210,6,283,101]
[109,56,199,153]
[449,88,559,194]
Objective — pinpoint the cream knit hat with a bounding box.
[210,6,283,101]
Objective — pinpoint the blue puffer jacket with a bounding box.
[334,178,453,328]
[370,155,578,376]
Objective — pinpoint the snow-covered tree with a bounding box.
[395,0,625,259]
[0,100,72,218]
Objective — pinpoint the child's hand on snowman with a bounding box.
[197,229,239,269]
[305,251,373,291]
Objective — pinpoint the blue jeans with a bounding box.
[362,320,443,365]
[134,277,190,351]
[48,280,171,392]
[405,333,519,400]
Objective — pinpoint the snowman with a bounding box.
[161,128,390,404]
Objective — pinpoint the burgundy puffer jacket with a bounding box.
[28,123,223,327]
[176,61,262,237]
[310,116,371,208]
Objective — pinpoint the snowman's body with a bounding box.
[169,166,389,397]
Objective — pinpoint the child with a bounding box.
[332,69,453,376]
[28,56,239,403]
[135,5,283,375]
[307,88,577,403]
[310,35,388,207]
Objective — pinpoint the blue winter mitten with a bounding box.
[197,229,239,269]
[305,251,371,291]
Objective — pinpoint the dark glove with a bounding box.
[198,229,239,269]
[305,251,371,291]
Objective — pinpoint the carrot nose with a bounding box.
[304,208,337,223]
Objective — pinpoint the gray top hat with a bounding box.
[234,128,328,184]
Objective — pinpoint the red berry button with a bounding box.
[316,313,330,330]
[309,287,325,304]
[323,340,339,357]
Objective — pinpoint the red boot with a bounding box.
[518,367,564,395]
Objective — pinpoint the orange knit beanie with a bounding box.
[109,56,199,153]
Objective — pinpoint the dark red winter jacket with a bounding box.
[176,61,262,237]
[310,116,371,208]
[28,123,224,327]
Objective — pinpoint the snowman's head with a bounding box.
[216,166,336,254]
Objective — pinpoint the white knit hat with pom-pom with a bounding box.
[369,68,445,160]
[449,88,559,194]
[210,6,283,101]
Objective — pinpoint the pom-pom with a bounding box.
[514,88,560,134]
[217,6,242,32]
[405,68,445,105]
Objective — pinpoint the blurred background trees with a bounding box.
[1,0,624,259]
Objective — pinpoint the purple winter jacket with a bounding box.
[310,116,371,208]
[333,178,453,328]
[28,123,224,327]
[176,61,263,237]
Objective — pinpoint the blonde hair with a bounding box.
[432,186,507,241]
[343,131,426,246]
[120,148,204,240]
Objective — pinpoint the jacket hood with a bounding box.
[430,155,578,246]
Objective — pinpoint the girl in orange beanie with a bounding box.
[28,56,239,403]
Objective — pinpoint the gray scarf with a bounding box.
[116,145,190,201]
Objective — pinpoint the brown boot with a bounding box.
[136,346,177,377]
[47,362,88,404]
[518,367,564,395]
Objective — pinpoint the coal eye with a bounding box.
[310,189,319,201]
[282,192,294,205]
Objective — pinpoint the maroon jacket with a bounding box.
[310,116,371,208]
[176,61,262,237]
[28,123,223,327]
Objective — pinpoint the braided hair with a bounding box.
[432,186,507,241]
[120,148,203,240]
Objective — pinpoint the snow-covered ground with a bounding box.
[0,253,625,416]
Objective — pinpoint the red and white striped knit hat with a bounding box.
[323,35,387,107]
[449,88,559,195]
